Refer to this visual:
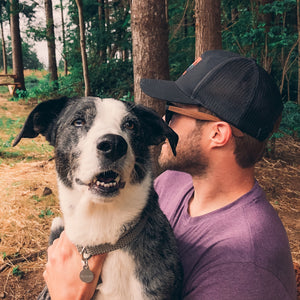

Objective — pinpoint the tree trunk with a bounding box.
[259,0,273,72]
[105,0,111,58]
[45,0,58,83]
[279,38,299,94]
[60,0,68,76]
[297,0,300,105]
[9,0,25,91]
[194,0,222,58]
[98,0,107,63]
[0,16,7,74]
[75,0,91,97]
[131,0,169,116]
[131,0,170,176]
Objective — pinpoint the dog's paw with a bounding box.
[49,217,64,245]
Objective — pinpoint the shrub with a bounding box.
[11,74,81,102]
[89,59,133,99]
[279,101,300,138]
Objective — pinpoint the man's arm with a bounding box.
[43,231,107,300]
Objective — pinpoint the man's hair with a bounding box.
[197,106,271,168]
[233,134,267,168]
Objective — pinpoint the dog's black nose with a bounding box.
[97,134,128,161]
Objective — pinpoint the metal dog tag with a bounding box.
[80,247,95,283]
[80,265,94,283]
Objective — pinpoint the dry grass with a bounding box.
[0,93,59,299]
[23,70,48,79]
[0,92,299,299]
[255,136,300,265]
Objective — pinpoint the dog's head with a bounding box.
[14,97,178,202]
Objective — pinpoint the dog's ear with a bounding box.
[13,97,69,147]
[133,104,178,156]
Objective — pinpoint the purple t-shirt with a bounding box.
[155,170,296,300]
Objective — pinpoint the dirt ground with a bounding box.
[0,94,299,299]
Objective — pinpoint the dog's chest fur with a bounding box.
[96,250,145,299]
[15,97,182,300]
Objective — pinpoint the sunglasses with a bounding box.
[165,105,244,138]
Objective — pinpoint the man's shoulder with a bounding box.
[154,170,192,192]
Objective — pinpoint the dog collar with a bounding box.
[76,214,148,256]
[76,214,148,283]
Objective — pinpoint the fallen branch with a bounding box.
[0,250,46,273]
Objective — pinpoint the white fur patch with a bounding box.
[50,216,64,231]
[96,250,148,300]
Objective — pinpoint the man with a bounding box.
[140,50,297,299]
[43,50,296,299]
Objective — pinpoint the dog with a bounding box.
[13,97,183,300]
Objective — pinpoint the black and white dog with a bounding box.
[14,97,183,299]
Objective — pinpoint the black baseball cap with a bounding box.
[140,50,283,141]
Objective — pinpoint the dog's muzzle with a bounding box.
[75,134,128,198]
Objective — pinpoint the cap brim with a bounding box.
[140,78,195,105]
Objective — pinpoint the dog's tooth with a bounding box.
[115,175,120,182]
[96,181,100,186]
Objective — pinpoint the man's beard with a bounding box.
[158,129,208,177]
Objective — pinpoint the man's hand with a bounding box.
[43,231,107,300]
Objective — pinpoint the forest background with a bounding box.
[0,0,300,108]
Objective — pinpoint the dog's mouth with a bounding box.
[75,170,126,196]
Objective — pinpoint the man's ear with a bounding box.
[132,104,178,156]
[209,122,232,147]
[13,97,69,147]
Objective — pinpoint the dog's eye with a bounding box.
[73,119,86,127]
[124,121,135,130]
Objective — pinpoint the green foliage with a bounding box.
[221,0,298,102]
[32,195,42,203]
[0,135,15,148]
[0,86,9,94]
[89,59,133,98]
[120,91,134,102]
[0,116,23,135]
[39,208,54,218]
[0,115,53,165]
[168,0,195,79]
[22,42,44,70]
[0,39,44,70]
[260,0,296,15]
[12,265,24,279]
[279,101,300,137]
[10,74,81,102]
